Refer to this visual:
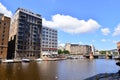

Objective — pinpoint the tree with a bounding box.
[58,49,70,54]
[63,50,70,54]
[58,49,63,54]
[99,51,106,54]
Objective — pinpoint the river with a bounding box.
[0,59,119,80]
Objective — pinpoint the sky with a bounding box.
[0,0,120,50]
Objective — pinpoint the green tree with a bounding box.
[58,49,63,54]
[113,52,118,55]
[58,49,70,54]
[99,51,106,54]
[63,50,70,54]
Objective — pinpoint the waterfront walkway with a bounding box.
[85,72,120,80]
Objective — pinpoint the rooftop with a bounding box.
[16,8,42,18]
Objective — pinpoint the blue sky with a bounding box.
[0,0,120,50]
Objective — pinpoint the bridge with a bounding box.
[84,54,112,59]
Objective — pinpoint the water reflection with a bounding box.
[0,62,40,80]
[38,61,58,80]
[0,59,119,80]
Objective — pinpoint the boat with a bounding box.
[22,59,30,62]
[2,59,14,63]
[35,58,43,61]
[41,55,60,61]
[58,54,67,60]
[114,55,120,60]
[14,59,22,63]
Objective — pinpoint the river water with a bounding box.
[0,59,119,80]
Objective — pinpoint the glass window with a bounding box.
[1,51,3,54]
[4,23,6,26]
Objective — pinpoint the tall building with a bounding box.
[42,26,57,55]
[117,42,120,55]
[65,43,92,55]
[0,13,11,59]
[8,8,42,59]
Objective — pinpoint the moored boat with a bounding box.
[113,55,120,60]
[42,55,60,61]
[35,58,43,61]
[14,59,22,63]
[2,59,14,63]
[22,59,30,62]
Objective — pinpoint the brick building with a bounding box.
[65,43,92,55]
[0,13,11,59]
[117,42,120,54]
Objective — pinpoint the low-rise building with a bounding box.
[65,43,92,55]
[0,13,11,59]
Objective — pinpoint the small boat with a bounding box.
[35,58,43,61]
[42,55,60,61]
[2,59,14,63]
[14,59,22,63]
[22,59,30,62]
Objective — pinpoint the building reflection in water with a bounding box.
[37,61,58,80]
[0,62,41,80]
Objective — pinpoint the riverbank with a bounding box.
[85,72,120,80]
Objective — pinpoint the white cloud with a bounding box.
[58,43,65,47]
[79,41,83,44]
[101,28,110,35]
[112,40,119,44]
[101,39,111,42]
[43,14,101,34]
[0,2,12,17]
[101,39,107,42]
[58,41,65,47]
[113,24,120,36]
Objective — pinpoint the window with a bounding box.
[4,23,6,26]
[46,35,48,37]
[1,51,3,54]
[1,47,3,50]
[3,30,5,33]
[3,26,6,29]
[18,41,23,44]
[42,31,45,33]
[2,34,4,37]
[2,37,4,41]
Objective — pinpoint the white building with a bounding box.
[42,26,58,55]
